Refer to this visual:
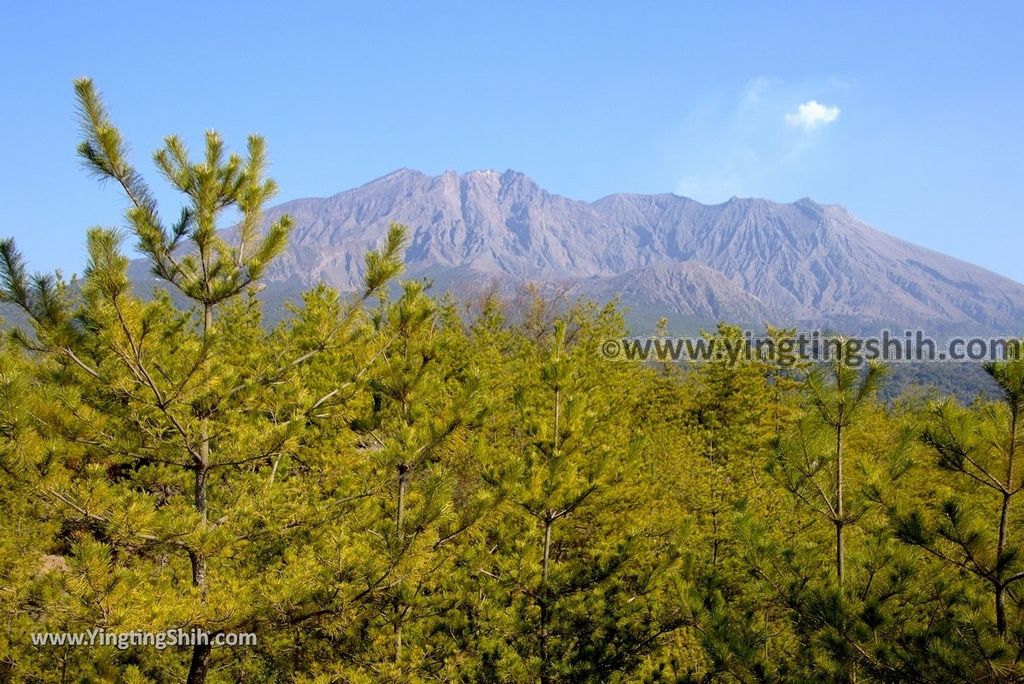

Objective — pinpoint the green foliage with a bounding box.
[76,78,292,308]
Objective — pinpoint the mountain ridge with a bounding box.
[129,168,1024,334]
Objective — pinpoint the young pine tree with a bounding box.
[897,355,1024,646]
[0,81,407,683]
[772,349,886,588]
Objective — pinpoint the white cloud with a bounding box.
[785,100,840,130]
[741,77,771,106]
[670,82,843,201]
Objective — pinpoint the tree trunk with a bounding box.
[187,463,210,682]
[186,643,211,684]
[712,509,720,566]
[996,583,1008,637]
[202,302,213,344]
[190,302,212,683]
[998,404,1016,564]
[540,515,553,684]
[395,463,409,663]
[540,377,559,683]
[996,403,1017,636]
[835,424,845,587]
[998,492,1010,573]
[192,451,210,589]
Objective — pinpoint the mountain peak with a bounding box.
[378,167,425,181]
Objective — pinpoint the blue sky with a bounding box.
[2,2,1022,281]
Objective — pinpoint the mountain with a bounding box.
[130,168,1024,334]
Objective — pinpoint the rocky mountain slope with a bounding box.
[132,168,1024,333]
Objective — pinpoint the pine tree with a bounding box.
[0,81,407,683]
[336,276,493,679]
[773,348,886,587]
[897,354,1024,642]
[76,78,294,681]
[461,302,684,683]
